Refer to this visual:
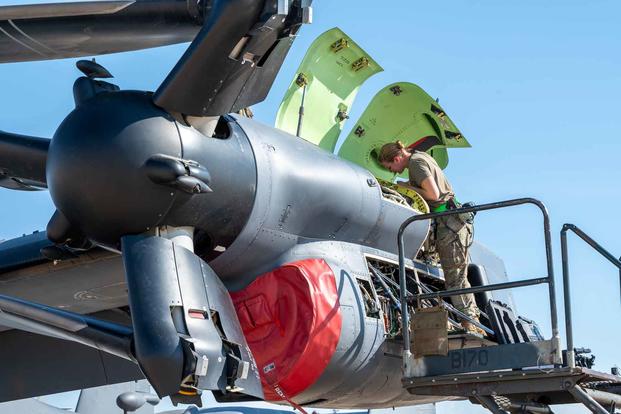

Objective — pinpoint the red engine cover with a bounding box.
[231,259,342,401]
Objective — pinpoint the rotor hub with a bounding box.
[46,91,183,245]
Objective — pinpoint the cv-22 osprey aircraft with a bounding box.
[0,0,569,411]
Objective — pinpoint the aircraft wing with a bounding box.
[75,380,156,414]
[0,231,143,402]
[0,313,144,403]
[0,398,76,414]
[0,0,201,63]
[0,231,129,324]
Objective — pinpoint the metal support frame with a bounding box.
[476,395,509,414]
[585,388,621,407]
[560,223,621,368]
[404,339,558,378]
[397,198,560,372]
[296,82,308,138]
[411,277,550,301]
[404,366,621,395]
[395,201,621,413]
[406,365,621,413]
[567,384,611,414]
[482,397,554,414]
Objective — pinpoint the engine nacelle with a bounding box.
[230,246,429,408]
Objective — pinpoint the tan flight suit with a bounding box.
[408,151,479,319]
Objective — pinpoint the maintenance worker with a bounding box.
[378,140,485,336]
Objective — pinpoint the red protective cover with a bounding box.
[231,259,342,401]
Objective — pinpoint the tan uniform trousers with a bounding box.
[434,215,479,319]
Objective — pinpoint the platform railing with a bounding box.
[561,223,621,368]
[397,198,560,373]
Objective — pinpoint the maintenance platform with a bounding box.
[392,198,621,414]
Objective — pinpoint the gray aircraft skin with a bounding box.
[0,381,155,414]
[0,0,513,411]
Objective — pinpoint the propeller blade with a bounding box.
[0,1,134,20]
[154,0,310,116]
[0,0,203,63]
[0,130,49,190]
[121,234,263,403]
[0,176,45,191]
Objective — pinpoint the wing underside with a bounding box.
[0,311,143,403]
[0,232,142,403]
[0,0,201,63]
[0,232,128,326]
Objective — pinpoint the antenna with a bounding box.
[116,391,160,414]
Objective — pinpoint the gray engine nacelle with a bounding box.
[208,117,430,289]
[228,241,451,408]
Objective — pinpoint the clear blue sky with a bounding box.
[1,1,620,413]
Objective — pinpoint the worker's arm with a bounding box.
[397,177,440,203]
[404,157,441,203]
[419,176,441,202]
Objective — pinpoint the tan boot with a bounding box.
[461,321,486,337]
